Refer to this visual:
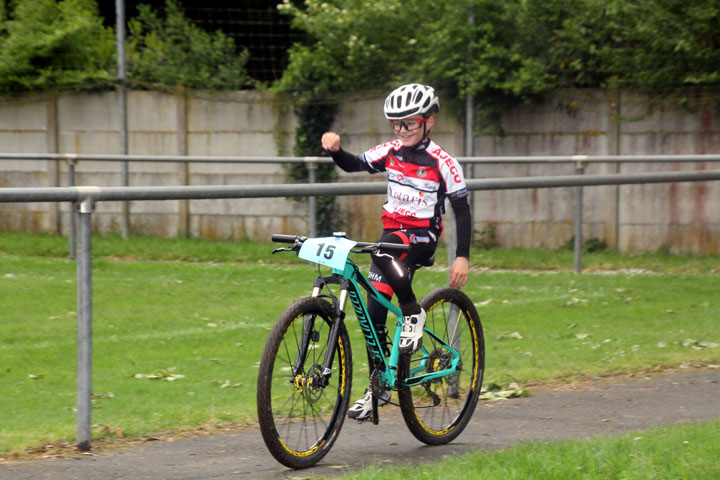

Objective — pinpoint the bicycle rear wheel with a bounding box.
[398,287,484,445]
[257,297,352,469]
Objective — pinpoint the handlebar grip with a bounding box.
[355,241,410,252]
[271,234,301,243]
[374,241,410,253]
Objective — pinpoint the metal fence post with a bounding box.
[75,188,99,451]
[67,156,77,259]
[446,198,457,282]
[306,158,318,237]
[116,0,130,239]
[573,156,587,273]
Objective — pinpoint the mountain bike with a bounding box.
[257,233,485,469]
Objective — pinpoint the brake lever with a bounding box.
[370,246,393,260]
[272,236,306,255]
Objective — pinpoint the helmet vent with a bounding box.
[383,83,440,120]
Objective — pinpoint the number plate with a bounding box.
[298,236,357,270]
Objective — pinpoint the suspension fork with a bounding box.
[292,312,315,379]
[292,275,349,386]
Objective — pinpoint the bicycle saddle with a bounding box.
[415,256,435,268]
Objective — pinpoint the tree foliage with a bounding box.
[0,0,250,96]
[0,0,116,94]
[288,102,342,235]
[276,0,720,124]
[274,0,428,98]
[126,0,250,90]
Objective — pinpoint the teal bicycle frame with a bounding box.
[310,250,461,392]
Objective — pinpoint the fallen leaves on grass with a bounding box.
[133,368,185,381]
[681,339,719,350]
[215,379,243,388]
[496,331,524,340]
[564,297,589,307]
[479,382,530,401]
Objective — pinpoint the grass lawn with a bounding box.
[339,420,720,479]
[1,233,718,463]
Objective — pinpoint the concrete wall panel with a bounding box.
[1,88,719,253]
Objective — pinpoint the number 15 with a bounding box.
[316,243,335,259]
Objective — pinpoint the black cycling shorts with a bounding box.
[368,228,438,301]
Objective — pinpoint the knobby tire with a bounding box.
[397,287,485,445]
[257,297,352,469]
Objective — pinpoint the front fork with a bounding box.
[292,275,348,389]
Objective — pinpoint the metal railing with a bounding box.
[2,160,720,451]
[5,152,720,162]
[4,152,720,258]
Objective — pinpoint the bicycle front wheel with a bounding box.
[257,297,352,469]
[398,287,485,445]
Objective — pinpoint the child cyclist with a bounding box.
[321,83,471,421]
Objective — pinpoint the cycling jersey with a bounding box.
[329,138,471,258]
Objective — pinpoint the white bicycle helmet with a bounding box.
[384,83,440,120]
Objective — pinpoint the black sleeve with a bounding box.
[449,195,471,259]
[329,148,368,173]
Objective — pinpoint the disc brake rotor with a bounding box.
[426,348,453,383]
[294,364,324,404]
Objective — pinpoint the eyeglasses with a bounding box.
[389,117,428,132]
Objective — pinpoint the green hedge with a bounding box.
[0,0,116,94]
[0,0,249,97]
[276,0,720,125]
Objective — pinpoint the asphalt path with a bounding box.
[1,368,719,479]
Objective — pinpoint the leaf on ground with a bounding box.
[214,379,243,388]
[682,339,719,350]
[564,297,588,306]
[92,392,114,400]
[133,369,185,381]
[479,382,530,401]
[496,331,523,340]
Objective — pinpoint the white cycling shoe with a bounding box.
[347,387,391,421]
[398,308,426,354]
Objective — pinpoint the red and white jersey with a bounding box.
[360,139,468,230]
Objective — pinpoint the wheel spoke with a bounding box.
[399,288,484,445]
[258,297,352,467]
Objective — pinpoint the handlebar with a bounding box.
[271,234,306,244]
[271,234,410,253]
[355,241,410,253]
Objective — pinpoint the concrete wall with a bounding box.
[468,89,720,254]
[1,88,719,253]
[0,90,304,239]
